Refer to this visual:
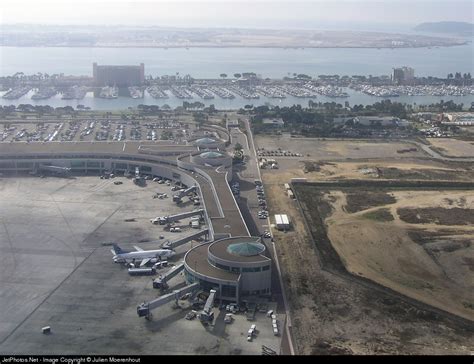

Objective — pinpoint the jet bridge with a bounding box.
[199,289,217,322]
[137,282,200,319]
[173,185,198,203]
[162,229,209,249]
[178,185,197,198]
[153,263,185,289]
[151,209,204,225]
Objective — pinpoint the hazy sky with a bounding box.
[1,0,472,29]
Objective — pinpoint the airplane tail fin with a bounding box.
[112,244,127,255]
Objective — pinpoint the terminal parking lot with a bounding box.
[0,175,281,355]
[0,118,192,143]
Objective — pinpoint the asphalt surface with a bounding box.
[0,176,282,355]
[229,123,294,355]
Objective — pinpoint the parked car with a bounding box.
[247,324,257,341]
[224,314,233,324]
[226,303,239,313]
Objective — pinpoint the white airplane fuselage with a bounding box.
[113,249,175,264]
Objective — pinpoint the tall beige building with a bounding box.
[393,66,415,85]
[93,63,145,87]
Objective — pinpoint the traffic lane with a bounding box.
[233,182,282,298]
[230,127,257,178]
[232,175,267,234]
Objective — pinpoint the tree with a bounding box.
[206,104,216,114]
[220,73,227,79]
[234,73,241,79]
[194,101,205,110]
[296,74,312,80]
[234,142,243,152]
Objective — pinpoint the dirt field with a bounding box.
[428,138,474,157]
[263,158,474,183]
[344,191,396,213]
[314,188,474,321]
[257,135,474,354]
[398,207,474,225]
[361,208,394,222]
[262,173,474,355]
[256,135,425,160]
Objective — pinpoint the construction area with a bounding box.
[0,176,281,355]
[258,134,474,355]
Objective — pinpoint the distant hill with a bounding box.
[414,22,474,36]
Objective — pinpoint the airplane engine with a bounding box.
[150,258,158,264]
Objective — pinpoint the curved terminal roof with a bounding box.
[208,237,270,263]
[195,137,217,145]
[227,242,266,257]
[185,243,239,282]
[200,151,224,159]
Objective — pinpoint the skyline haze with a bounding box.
[1,0,472,31]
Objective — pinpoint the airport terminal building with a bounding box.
[184,236,272,302]
[0,128,273,304]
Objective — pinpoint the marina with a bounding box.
[61,85,88,100]
[128,86,144,99]
[147,85,169,99]
[0,82,473,110]
[2,86,31,100]
[31,87,57,100]
[350,84,474,97]
[99,86,118,99]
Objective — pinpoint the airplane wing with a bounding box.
[140,258,151,267]
[110,249,116,255]
[134,246,144,251]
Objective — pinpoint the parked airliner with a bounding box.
[111,244,176,267]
